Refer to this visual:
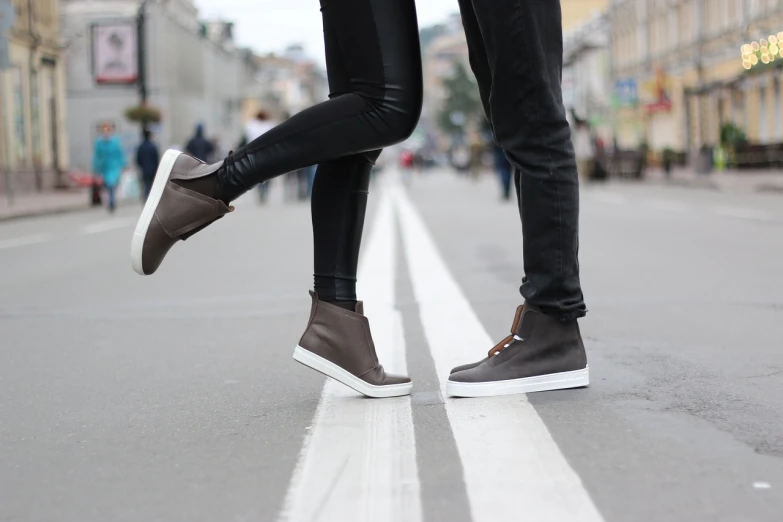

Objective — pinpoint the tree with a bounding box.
[125,105,162,126]
[719,122,747,148]
[419,24,447,51]
[437,62,482,138]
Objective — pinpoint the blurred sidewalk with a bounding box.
[643,167,783,194]
[0,189,93,222]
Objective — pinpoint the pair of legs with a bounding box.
[133,0,421,287]
[249,0,585,315]
[143,176,154,201]
[253,0,586,316]
[218,0,422,304]
[131,0,421,395]
[133,0,587,398]
[106,185,116,212]
[494,145,513,200]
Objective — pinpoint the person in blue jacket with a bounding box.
[93,123,126,213]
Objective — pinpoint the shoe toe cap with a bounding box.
[382,372,412,386]
[450,357,487,374]
[362,366,411,386]
[448,366,486,383]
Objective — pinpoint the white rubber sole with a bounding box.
[131,149,182,275]
[446,366,589,398]
[293,345,412,398]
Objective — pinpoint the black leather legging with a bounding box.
[218,0,422,301]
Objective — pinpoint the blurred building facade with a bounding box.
[243,45,328,123]
[610,0,783,154]
[421,7,610,150]
[0,0,69,195]
[61,0,258,171]
[563,14,612,143]
[421,15,470,131]
[563,0,609,31]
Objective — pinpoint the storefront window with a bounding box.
[731,89,745,128]
[11,66,26,164]
[31,69,42,162]
[758,85,767,143]
[774,80,782,141]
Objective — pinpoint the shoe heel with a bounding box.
[131,149,182,275]
[293,345,412,398]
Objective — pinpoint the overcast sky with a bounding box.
[193,0,459,62]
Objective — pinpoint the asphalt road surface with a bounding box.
[1,171,782,522]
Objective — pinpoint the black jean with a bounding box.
[218,0,422,301]
[458,0,586,319]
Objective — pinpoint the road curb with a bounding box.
[644,178,783,195]
[0,199,138,223]
[0,203,94,223]
[756,184,783,194]
[618,178,721,191]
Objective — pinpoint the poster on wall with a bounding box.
[641,67,672,113]
[92,23,137,84]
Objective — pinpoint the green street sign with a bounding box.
[0,0,14,31]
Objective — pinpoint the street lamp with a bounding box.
[137,0,148,134]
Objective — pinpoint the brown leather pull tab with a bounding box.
[488,335,514,357]
[510,305,524,334]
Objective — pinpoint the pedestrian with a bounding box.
[305,164,317,198]
[450,142,471,173]
[244,110,276,202]
[295,167,309,201]
[571,110,595,182]
[130,0,587,400]
[185,123,214,162]
[493,143,512,200]
[399,149,415,186]
[468,132,484,180]
[136,130,160,201]
[92,123,126,213]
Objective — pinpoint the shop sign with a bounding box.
[614,78,638,107]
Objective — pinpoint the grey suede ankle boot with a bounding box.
[449,304,526,375]
[294,292,412,398]
[447,304,589,398]
[131,150,232,276]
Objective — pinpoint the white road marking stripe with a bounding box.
[713,206,774,222]
[81,217,137,235]
[0,233,53,250]
[395,186,604,522]
[280,190,421,522]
